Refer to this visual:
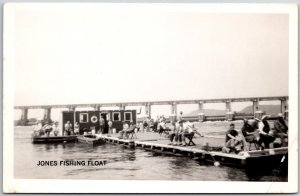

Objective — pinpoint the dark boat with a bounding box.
[77,134,106,145]
[31,135,77,144]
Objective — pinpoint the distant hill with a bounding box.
[184,109,226,116]
[240,105,281,115]
[185,104,281,116]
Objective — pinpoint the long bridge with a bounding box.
[15,96,288,125]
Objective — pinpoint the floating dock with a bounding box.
[96,133,288,172]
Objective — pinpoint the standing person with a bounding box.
[257,115,275,149]
[168,121,178,145]
[52,121,60,136]
[176,120,185,145]
[273,113,288,147]
[64,121,71,136]
[108,120,113,135]
[69,122,74,135]
[99,116,105,134]
[143,118,149,132]
[74,122,79,135]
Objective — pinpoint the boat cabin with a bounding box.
[62,110,137,135]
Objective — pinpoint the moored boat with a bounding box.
[31,135,77,144]
[77,134,106,145]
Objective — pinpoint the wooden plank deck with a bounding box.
[95,132,288,168]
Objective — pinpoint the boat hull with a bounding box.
[77,135,106,145]
[32,136,77,144]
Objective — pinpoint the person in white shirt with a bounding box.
[52,121,60,136]
[257,115,275,149]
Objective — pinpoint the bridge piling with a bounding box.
[198,101,205,122]
[19,108,28,125]
[145,103,151,118]
[43,108,52,124]
[225,100,234,121]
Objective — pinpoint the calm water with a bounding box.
[14,123,286,181]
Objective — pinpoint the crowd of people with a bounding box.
[117,115,203,146]
[32,112,288,153]
[223,113,288,153]
[32,121,60,137]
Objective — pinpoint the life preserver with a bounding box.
[91,115,98,123]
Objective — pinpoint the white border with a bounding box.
[3,3,298,193]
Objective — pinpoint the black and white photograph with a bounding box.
[3,3,298,193]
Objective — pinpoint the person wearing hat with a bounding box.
[273,113,288,147]
[241,119,258,143]
[257,115,274,149]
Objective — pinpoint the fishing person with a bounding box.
[32,121,44,136]
[118,121,129,139]
[241,119,259,144]
[222,123,244,153]
[257,115,275,149]
[180,121,203,146]
[273,113,288,147]
[43,123,53,137]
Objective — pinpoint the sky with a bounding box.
[11,5,289,119]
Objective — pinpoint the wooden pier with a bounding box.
[96,133,288,171]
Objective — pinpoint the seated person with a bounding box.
[158,120,168,135]
[33,122,44,136]
[241,119,259,143]
[124,122,137,138]
[180,122,203,146]
[257,115,275,149]
[273,113,288,147]
[43,123,53,137]
[222,123,244,153]
[176,121,201,146]
[118,122,130,139]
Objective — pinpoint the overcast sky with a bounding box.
[11,5,289,119]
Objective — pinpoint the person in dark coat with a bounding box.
[273,113,288,147]
[241,119,258,143]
